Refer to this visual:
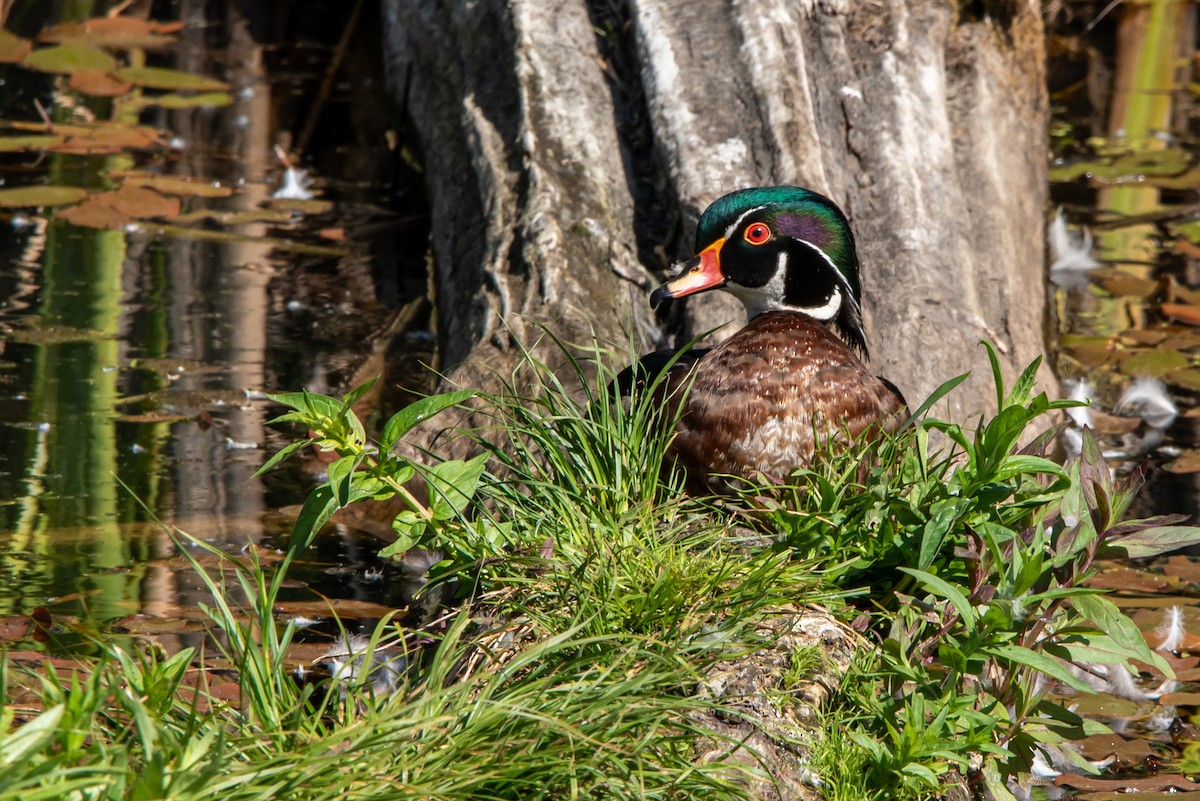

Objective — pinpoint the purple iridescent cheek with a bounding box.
[775,213,833,249]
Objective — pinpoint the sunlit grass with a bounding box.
[7,338,1200,800]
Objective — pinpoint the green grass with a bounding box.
[5,337,1200,800]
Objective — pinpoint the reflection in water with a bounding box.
[0,0,426,632]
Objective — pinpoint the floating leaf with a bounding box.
[39,17,178,49]
[56,184,180,230]
[271,198,334,214]
[1170,220,1200,246]
[115,66,228,91]
[22,43,116,74]
[173,208,295,225]
[0,29,32,63]
[68,70,132,97]
[1164,368,1200,391]
[1098,271,1159,299]
[1119,328,1169,346]
[0,134,63,152]
[1119,348,1188,377]
[1164,449,1200,474]
[48,122,162,155]
[119,174,233,198]
[7,323,107,345]
[0,185,87,208]
[1160,303,1200,326]
[139,91,233,109]
[1060,334,1117,368]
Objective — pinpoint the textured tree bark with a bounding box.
[382,0,1049,426]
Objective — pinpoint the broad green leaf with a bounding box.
[428,452,488,520]
[380,390,476,451]
[22,43,115,74]
[254,438,312,477]
[1043,638,1146,667]
[380,510,427,557]
[342,377,380,408]
[267,389,341,420]
[1100,525,1200,559]
[993,455,1068,483]
[1071,593,1173,678]
[982,643,1095,693]
[291,484,337,550]
[1005,354,1044,408]
[326,453,363,508]
[115,66,228,91]
[898,567,975,633]
[982,763,1020,801]
[917,498,966,569]
[0,704,64,766]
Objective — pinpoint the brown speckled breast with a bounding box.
[664,311,907,493]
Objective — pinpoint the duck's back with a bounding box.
[667,311,906,492]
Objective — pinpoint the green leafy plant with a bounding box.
[759,344,1200,799]
[260,378,504,563]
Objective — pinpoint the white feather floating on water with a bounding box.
[273,166,315,200]
[1155,605,1186,653]
[1115,377,1178,431]
[1049,209,1101,287]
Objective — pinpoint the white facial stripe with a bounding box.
[722,248,850,321]
[796,286,842,320]
[723,205,768,241]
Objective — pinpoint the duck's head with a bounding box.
[650,186,867,354]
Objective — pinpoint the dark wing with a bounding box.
[611,348,709,398]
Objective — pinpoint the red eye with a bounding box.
[744,223,771,245]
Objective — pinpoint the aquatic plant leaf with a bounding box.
[0,29,32,62]
[172,208,295,225]
[1164,368,1200,391]
[56,184,181,229]
[1060,335,1116,367]
[1160,303,1200,326]
[139,91,233,109]
[120,174,233,198]
[0,185,86,207]
[68,69,132,96]
[48,122,162,154]
[0,134,63,152]
[1054,774,1200,793]
[39,18,177,49]
[115,66,228,91]
[22,43,116,74]
[1119,348,1188,377]
[40,17,183,42]
[1098,272,1159,298]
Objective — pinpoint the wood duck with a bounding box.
[622,186,907,493]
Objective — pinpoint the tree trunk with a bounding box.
[381,0,1050,426]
